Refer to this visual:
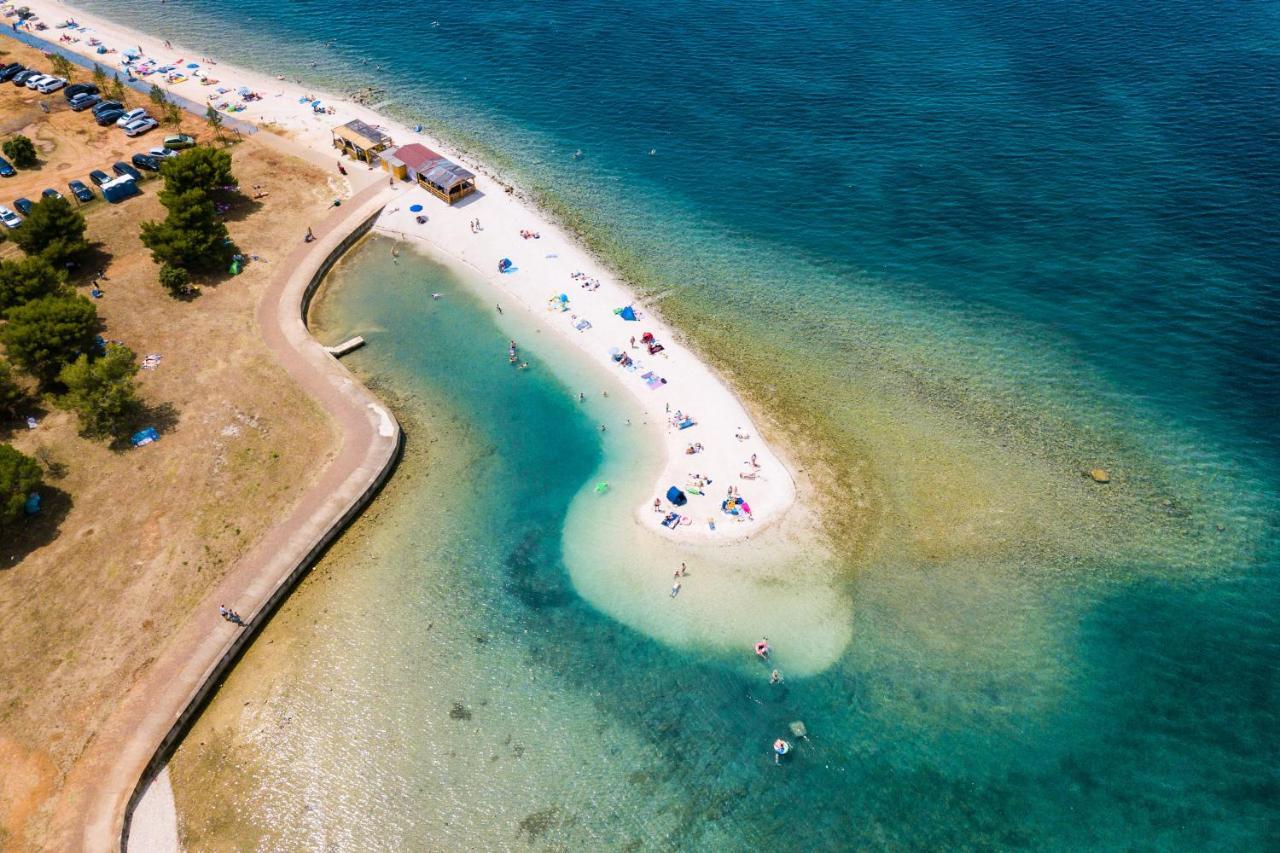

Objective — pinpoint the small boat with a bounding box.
[773,738,791,764]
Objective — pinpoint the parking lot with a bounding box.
[0,50,182,218]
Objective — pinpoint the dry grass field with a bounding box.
[0,39,348,848]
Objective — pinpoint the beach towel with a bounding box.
[678,418,695,429]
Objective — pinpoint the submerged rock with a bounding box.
[1087,468,1111,483]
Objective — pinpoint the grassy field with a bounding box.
[0,39,346,849]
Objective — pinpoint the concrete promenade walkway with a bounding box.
[48,181,401,851]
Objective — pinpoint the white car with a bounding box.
[116,107,149,127]
[147,147,179,159]
[25,74,53,89]
[123,117,159,137]
[36,77,66,94]
[0,205,21,229]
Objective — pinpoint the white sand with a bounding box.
[12,0,797,542]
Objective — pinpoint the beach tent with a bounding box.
[131,427,159,447]
[666,486,688,506]
[619,306,638,321]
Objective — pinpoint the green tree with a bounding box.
[9,196,89,266]
[163,101,183,129]
[148,83,168,108]
[92,62,107,88]
[158,263,190,296]
[204,105,224,143]
[0,256,69,318]
[0,359,26,419]
[0,294,99,385]
[58,344,141,438]
[50,54,75,81]
[140,188,234,272]
[108,72,126,102]
[2,135,38,169]
[0,444,42,529]
[159,147,237,197]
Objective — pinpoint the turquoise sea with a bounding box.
[79,0,1279,848]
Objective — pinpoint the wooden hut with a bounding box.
[381,142,476,205]
[332,119,393,163]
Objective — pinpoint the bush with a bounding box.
[50,54,75,81]
[0,294,99,385]
[58,344,141,438]
[158,263,190,295]
[0,256,69,318]
[0,359,26,418]
[10,196,89,266]
[0,444,42,529]
[2,135,38,169]
[140,188,234,272]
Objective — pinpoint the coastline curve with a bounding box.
[46,183,402,852]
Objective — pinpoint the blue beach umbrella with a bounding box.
[409,204,423,213]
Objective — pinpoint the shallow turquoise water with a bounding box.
[119,0,1280,847]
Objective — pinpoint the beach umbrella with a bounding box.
[558,293,568,302]
[620,306,637,321]
[409,204,423,213]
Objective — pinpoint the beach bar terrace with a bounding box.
[382,143,477,205]
[332,119,393,163]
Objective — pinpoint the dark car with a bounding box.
[0,64,24,83]
[130,153,162,172]
[112,161,143,180]
[67,180,94,202]
[69,93,101,111]
[11,69,38,86]
[95,109,126,127]
[0,157,14,178]
[92,100,124,117]
[13,197,33,215]
[88,170,112,187]
[63,82,99,100]
[42,188,63,200]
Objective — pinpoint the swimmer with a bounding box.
[670,581,681,598]
[432,292,442,299]
[770,669,782,685]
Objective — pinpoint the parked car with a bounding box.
[63,82,99,100]
[116,108,149,127]
[148,147,179,159]
[41,188,64,200]
[25,74,53,90]
[163,134,197,150]
[130,153,162,172]
[11,69,38,86]
[95,108,126,127]
[13,197,33,215]
[123,117,159,137]
[112,161,143,180]
[0,206,21,229]
[0,157,14,178]
[0,64,25,83]
[36,77,66,94]
[67,180,94,202]
[88,169,112,187]
[92,100,123,117]
[69,93,101,111]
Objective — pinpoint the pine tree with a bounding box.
[140,189,234,272]
[0,256,69,318]
[0,444,42,529]
[0,294,100,385]
[58,344,141,438]
[10,196,89,266]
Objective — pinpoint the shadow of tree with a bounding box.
[218,193,264,223]
[0,484,72,570]
[107,400,179,453]
[66,244,113,288]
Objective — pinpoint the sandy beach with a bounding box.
[12,0,798,542]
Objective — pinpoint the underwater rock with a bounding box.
[1087,468,1111,483]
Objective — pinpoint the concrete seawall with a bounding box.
[46,183,402,851]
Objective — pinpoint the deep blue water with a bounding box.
[88,0,1280,847]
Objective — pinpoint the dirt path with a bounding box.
[45,180,402,852]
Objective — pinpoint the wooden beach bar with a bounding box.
[381,142,477,205]
[332,119,393,163]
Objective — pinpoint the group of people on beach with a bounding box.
[572,271,601,291]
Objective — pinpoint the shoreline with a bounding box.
[11,0,800,542]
